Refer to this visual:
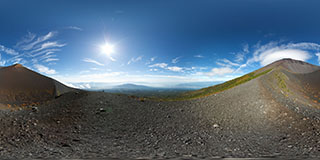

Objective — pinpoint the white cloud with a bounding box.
[150,57,156,61]
[83,58,104,66]
[194,54,204,58]
[149,68,158,72]
[315,53,320,64]
[149,63,168,68]
[15,32,36,48]
[2,31,65,67]
[0,45,19,55]
[240,41,320,69]
[167,66,183,72]
[128,56,143,64]
[243,43,249,53]
[221,58,239,66]
[171,57,181,64]
[258,49,311,66]
[43,58,59,62]
[20,32,56,51]
[34,64,56,75]
[66,26,83,31]
[41,41,66,50]
[206,67,234,76]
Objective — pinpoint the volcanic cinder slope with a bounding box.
[0,64,74,107]
[0,59,319,159]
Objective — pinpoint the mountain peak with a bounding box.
[11,63,24,68]
[265,58,319,74]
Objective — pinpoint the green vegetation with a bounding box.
[162,68,273,101]
[274,71,290,95]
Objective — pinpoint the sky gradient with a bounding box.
[1,0,320,88]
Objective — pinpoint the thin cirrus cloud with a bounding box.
[148,63,168,68]
[171,57,181,64]
[194,54,204,58]
[83,58,105,66]
[0,31,66,71]
[18,32,56,51]
[127,56,143,65]
[66,26,83,31]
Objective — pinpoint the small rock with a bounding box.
[213,123,219,128]
[32,107,38,112]
[99,108,106,112]
[184,138,192,144]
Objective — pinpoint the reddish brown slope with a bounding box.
[0,64,74,105]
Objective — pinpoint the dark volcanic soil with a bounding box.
[0,70,319,159]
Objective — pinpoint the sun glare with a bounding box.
[100,43,115,55]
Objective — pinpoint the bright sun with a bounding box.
[100,43,115,55]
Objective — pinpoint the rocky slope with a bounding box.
[0,59,319,159]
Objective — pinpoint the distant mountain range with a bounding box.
[70,81,223,91]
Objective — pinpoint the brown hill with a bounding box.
[0,64,74,106]
[261,59,320,108]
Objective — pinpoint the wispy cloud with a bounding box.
[151,57,156,61]
[31,41,66,54]
[149,63,168,68]
[234,43,249,63]
[167,66,183,72]
[43,58,59,62]
[0,31,66,68]
[206,67,234,76]
[18,32,56,51]
[196,67,235,77]
[127,56,143,65]
[171,57,181,64]
[83,58,105,66]
[0,44,19,55]
[66,26,83,31]
[194,54,204,58]
[217,58,239,67]
[34,64,56,74]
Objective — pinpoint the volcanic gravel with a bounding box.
[0,74,319,159]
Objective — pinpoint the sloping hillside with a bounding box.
[173,58,320,101]
[0,64,74,106]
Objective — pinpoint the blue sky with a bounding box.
[1,0,320,88]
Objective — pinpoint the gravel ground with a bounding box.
[0,70,319,159]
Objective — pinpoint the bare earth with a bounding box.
[0,59,319,159]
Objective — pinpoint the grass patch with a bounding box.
[274,71,290,95]
[162,68,273,101]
